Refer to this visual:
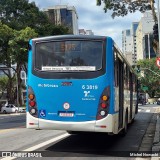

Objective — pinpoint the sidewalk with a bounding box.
[152,106,160,157]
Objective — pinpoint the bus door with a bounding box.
[118,59,124,129]
[129,71,133,120]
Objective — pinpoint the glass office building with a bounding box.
[44,5,79,35]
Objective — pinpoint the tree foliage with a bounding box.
[10,27,38,105]
[0,0,48,32]
[96,0,153,19]
[137,58,160,98]
[0,22,14,66]
[10,27,38,70]
[0,0,69,35]
[0,76,9,99]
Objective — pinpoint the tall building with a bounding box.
[131,22,139,64]
[122,22,139,65]
[122,30,132,64]
[136,11,156,60]
[79,29,94,35]
[44,5,79,35]
[122,11,156,64]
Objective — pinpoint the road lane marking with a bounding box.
[23,132,69,151]
[138,109,151,113]
[0,113,26,117]
[0,128,18,133]
[0,126,26,133]
[1,133,70,160]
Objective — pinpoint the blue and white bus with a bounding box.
[26,35,138,135]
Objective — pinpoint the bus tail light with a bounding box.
[101,103,107,108]
[29,101,36,107]
[102,95,108,101]
[100,110,106,116]
[96,86,110,120]
[27,86,38,117]
[28,94,35,100]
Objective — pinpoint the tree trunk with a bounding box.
[17,63,23,106]
[6,73,15,104]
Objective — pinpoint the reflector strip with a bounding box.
[100,125,107,128]
[96,125,107,128]
[29,123,34,125]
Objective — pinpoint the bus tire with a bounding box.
[120,113,128,136]
[67,131,77,134]
[67,131,85,135]
[131,118,135,124]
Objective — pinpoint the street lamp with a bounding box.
[148,33,151,59]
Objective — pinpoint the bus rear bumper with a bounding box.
[26,112,39,129]
[26,112,119,134]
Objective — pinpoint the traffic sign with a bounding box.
[156,57,160,68]
[142,86,148,91]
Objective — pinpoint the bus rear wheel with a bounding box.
[67,131,79,134]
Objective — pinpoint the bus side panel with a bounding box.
[26,40,39,129]
[95,38,119,134]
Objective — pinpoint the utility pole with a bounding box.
[148,33,151,59]
[157,0,160,56]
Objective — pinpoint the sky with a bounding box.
[29,0,143,49]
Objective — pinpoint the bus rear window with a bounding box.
[35,40,103,72]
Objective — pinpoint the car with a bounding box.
[157,98,160,105]
[1,104,18,114]
[138,93,146,105]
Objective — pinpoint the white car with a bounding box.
[1,104,18,114]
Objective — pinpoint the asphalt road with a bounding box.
[0,104,159,159]
[0,113,26,129]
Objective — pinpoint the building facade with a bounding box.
[44,5,79,35]
[79,29,94,35]
[131,22,139,65]
[122,29,133,64]
[122,11,156,65]
[122,22,139,65]
[136,11,156,60]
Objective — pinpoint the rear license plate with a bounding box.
[59,112,74,117]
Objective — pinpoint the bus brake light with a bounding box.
[101,103,107,108]
[29,101,36,107]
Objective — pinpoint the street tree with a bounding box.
[137,58,160,98]
[0,0,69,35]
[96,0,154,19]
[0,22,16,103]
[0,0,48,31]
[9,27,38,105]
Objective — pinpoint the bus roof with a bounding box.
[30,34,109,41]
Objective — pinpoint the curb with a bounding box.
[0,112,26,116]
[152,113,160,152]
